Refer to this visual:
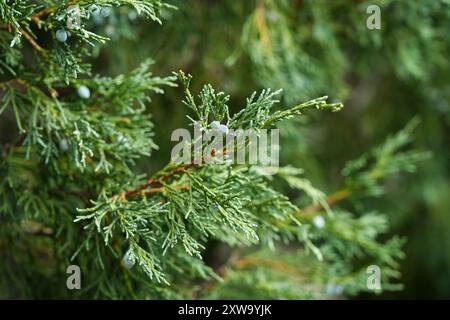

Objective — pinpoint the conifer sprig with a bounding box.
[0,0,431,299]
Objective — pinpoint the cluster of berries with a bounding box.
[55,5,112,42]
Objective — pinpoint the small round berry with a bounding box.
[105,25,114,37]
[128,10,138,20]
[77,85,91,99]
[117,134,128,144]
[121,251,135,269]
[93,14,103,25]
[313,215,326,229]
[89,5,100,16]
[325,283,343,296]
[100,7,111,18]
[59,139,69,152]
[56,29,68,42]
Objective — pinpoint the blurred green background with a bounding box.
[90,0,449,298]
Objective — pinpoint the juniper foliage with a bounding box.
[0,0,431,299]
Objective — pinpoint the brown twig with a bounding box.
[22,221,53,237]
[297,188,352,216]
[19,28,46,54]
[1,143,11,159]
[117,146,230,200]
[0,24,12,32]
[30,1,79,23]
[1,78,62,101]
[31,7,55,22]
[140,185,190,195]
[254,0,272,56]
[0,78,27,90]
[117,164,195,200]
[2,25,47,55]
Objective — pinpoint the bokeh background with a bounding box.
[88,0,449,298]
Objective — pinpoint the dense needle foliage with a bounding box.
[1,0,446,299]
